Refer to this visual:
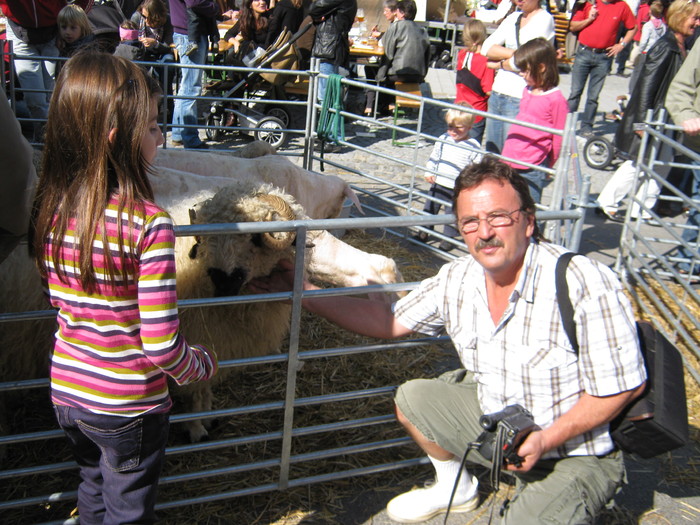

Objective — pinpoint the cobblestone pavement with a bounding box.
[169,68,699,525]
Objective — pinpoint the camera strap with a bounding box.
[443,441,479,525]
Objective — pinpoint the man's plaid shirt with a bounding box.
[393,241,647,459]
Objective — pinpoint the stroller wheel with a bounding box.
[255,116,287,149]
[265,106,291,128]
[583,136,614,170]
[205,113,224,141]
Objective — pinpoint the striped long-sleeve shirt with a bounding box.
[426,133,482,189]
[44,196,217,416]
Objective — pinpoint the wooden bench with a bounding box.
[392,82,422,146]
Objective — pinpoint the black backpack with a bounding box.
[556,252,688,459]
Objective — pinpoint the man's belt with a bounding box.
[579,44,608,54]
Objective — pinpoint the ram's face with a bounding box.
[188,188,298,297]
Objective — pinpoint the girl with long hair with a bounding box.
[31,52,217,524]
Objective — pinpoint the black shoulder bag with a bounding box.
[556,252,688,458]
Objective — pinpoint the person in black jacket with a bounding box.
[308,0,357,101]
[597,0,700,221]
[265,0,305,47]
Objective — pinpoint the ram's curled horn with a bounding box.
[257,194,297,250]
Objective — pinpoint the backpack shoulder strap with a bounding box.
[514,13,524,48]
[555,252,579,355]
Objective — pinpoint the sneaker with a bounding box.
[595,207,623,222]
[439,241,456,252]
[386,476,479,523]
[183,42,198,57]
[578,128,595,139]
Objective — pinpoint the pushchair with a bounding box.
[581,95,629,170]
[204,23,312,149]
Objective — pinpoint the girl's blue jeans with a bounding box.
[54,405,169,525]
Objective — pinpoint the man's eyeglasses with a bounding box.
[459,209,525,234]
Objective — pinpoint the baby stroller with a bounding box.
[204,23,312,149]
[581,95,629,170]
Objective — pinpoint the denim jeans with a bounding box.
[483,91,521,154]
[516,160,549,204]
[5,24,58,140]
[54,405,170,525]
[317,61,338,102]
[172,32,207,147]
[679,161,700,273]
[567,47,613,131]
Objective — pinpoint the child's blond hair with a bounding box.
[445,102,476,129]
[461,19,487,51]
[57,5,92,39]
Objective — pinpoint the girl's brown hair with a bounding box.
[32,52,161,294]
[57,4,92,39]
[513,37,559,91]
[462,18,487,50]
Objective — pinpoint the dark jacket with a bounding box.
[168,0,220,36]
[265,0,304,47]
[615,31,685,159]
[308,0,356,65]
[88,0,140,35]
[223,12,271,48]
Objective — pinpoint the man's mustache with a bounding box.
[475,237,504,251]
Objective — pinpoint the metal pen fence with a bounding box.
[614,118,700,383]
[2,47,696,523]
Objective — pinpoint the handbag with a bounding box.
[555,252,689,459]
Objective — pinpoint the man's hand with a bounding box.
[606,42,625,57]
[506,430,547,472]
[247,259,297,297]
[681,117,700,136]
[424,174,436,184]
[588,5,598,21]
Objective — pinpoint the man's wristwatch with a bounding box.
[620,41,627,47]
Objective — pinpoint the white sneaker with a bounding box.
[386,476,479,523]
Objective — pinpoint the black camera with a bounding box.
[477,404,537,468]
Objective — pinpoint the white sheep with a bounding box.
[153,147,362,221]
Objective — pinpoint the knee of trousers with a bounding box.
[394,375,486,459]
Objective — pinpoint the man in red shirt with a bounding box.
[567,0,636,137]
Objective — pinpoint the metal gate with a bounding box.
[4,47,693,524]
